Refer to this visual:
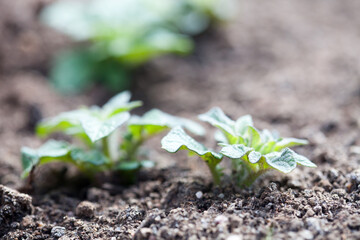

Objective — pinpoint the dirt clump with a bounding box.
[0,185,33,237]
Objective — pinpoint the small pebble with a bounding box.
[347,216,360,229]
[305,217,323,233]
[201,218,209,228]
[289,219,304,231]
[331,189,346,197]
[10,222,19,228]
[21,215,35,228]
[76,201,96,219]
[350,169,360,184]
[139,228,152,238]
[227,234,243,240]
[188,235,198,240]
[305,209,315,217]
[59,236,71,240]
[288,179,302,188]
[318,179,332,191]
[196,191,203,199]
[328,169,339,181]
[350,146,360,155]
[299,230,314,240]
[313,205,322,214]
[215,215,228,224]
[51,226,66,238]
[218,193,225,199]
[308,197,317,206]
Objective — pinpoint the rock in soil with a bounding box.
[75,201,96,219]
[0,185,32,237]
[51,226,66,238]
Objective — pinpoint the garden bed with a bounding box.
[1,0,360,239]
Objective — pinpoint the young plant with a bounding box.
[21,91,204,182]
[22,91,140,178]
[40,0,235,94]
[162,107,316,187]
[161,126,223,185]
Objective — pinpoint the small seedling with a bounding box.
[161,126,223,185]
[21,91,204,182]
[162,107,316,187]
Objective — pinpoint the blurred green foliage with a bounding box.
[41,0,235,94]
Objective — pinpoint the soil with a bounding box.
[1,0,360,239]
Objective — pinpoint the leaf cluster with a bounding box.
[21,92,203,181]
[161,107,316,186]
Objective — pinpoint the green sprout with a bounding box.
[161,107,316,187]
[21,91,204,182]
[161,126,223,185]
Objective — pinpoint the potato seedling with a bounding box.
[161,107,316,187]
[161,126,223,185]
[21,91,204,182]
[40,0,235,94]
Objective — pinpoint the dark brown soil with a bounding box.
[1,0,360,239]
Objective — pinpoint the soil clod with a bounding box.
[0,185,32,237]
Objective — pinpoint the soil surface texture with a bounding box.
[1,0,360,239]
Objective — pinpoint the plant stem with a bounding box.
[126,139,143,162]
[208,163,221,186]
[241,169,268,187]
[102,137,111,161]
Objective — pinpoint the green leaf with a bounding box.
[273,138,309,151]
[129,121,166,140]
[129,109,205,138]
[265,148,315,173]
[50,49,95,95]
[103,91,131,109]
[258,141,276,155]
[106,100,142,117]
[40,0,92,41]
[21,148,38,177]
[260,129,276,143]
[80,112,130,142]
[21,140,113,178]
[234,115,253,135]
[248,151,262,164]
[37,140,72,157]
[116,161,141,171]
[116,160,154,172]
[291,151,317,168]
[245,126,261,148]
[141,160,155,168]
[214,130,228,143]
[37,91,140,144]
[161,126,222,163]
[220,144,252,159]
[21,140,73,178]
[103,91,142,116]
[70,149,110,166]
[265,149,296,173]
[199,107,236,141]
[36,109,88,138]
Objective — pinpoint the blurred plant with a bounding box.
[21,91,204,183]
[161,107,316,186]
[41,0,235,94]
